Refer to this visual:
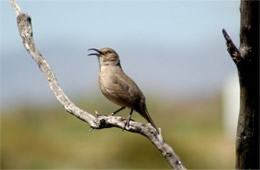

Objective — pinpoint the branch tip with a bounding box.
[10,0,22,16]
[95,110,100,117]
[222,28,241,63]
[89,127,94,132]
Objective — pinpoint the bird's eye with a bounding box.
[105,51,111,55]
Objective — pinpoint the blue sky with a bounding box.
[1,0,240,108]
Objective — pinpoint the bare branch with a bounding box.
[10,0,186,169]
[222,29,241,64]
[10,0,21,16]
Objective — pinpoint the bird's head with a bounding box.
[88,48,121,67]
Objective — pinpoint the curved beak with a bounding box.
[88,48,101,56]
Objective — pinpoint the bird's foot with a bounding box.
[122,118,134,131]
[122,121,128,132]
[124,118,130,129]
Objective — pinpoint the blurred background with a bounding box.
[1,0,240,169]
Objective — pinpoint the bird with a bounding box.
[88,48,158,132]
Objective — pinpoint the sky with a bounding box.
[1,0,240,108]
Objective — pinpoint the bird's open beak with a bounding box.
[88,48,101,56]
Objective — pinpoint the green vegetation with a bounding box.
[1,95,235,169]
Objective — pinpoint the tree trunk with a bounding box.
[223,0,259,169]
[236,1,259,168]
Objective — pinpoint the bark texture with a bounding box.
[223,1,259,169]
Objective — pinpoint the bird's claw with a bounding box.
[122,118,131,131]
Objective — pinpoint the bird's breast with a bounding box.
[99,66,114,86]
[98,66,141,108]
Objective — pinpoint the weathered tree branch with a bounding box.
[222,0,259,169]
[10,0,186,169]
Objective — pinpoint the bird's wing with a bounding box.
[102,72,141,106]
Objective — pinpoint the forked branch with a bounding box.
[10,0,186,169]
[222,29,241,64]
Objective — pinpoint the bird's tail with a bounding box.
[141,107,159,133]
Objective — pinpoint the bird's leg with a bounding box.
[124,108,134,129]
[111,106,126,116]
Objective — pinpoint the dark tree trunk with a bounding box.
[223,0,259,169]
[236,1,259,168]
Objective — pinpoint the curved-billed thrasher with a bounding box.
[88,48,158,132]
